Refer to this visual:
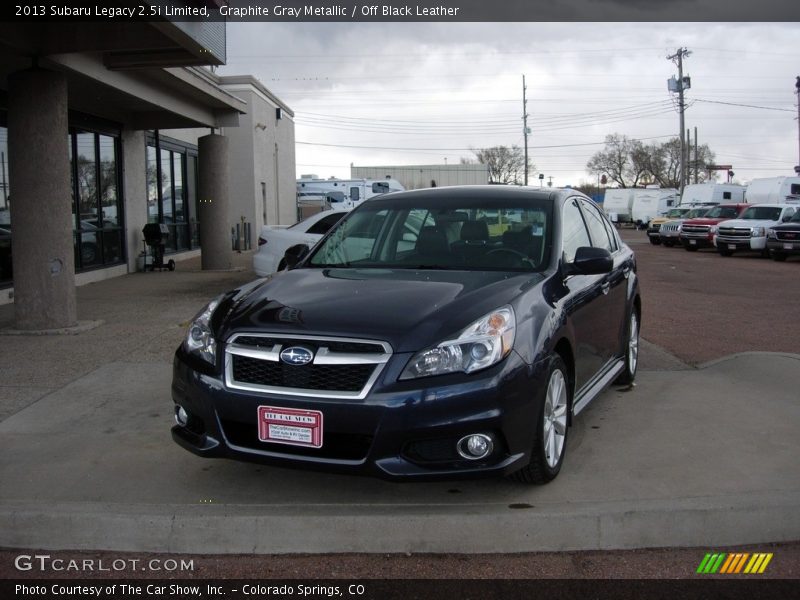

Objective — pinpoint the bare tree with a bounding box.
[473,145,532,184]
[587,134,716,189]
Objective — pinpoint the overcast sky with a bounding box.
[219,21,800,187]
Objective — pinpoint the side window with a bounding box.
[580,200,614,253]
[562,199,592,262]
[306,212,344,235]
[723,191,732,200]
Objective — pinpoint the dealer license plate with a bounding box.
[785,243,794,250]
[728,244,736,250]
[258,406,323,448]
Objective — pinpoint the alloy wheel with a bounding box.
[543,368,568,468]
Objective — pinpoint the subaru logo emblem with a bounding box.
[280,346,314,366]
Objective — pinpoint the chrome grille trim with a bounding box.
[225,333,393,400]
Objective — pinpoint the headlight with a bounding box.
[752,227,766,237]
[767,228,777,239]
[400,307,515,380]
[184,295,224,365]
[709,226,718,234]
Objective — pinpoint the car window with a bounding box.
[308,197,553,271]
[579,200,615,253]
[306,212,345,235]
[562,199,592,262]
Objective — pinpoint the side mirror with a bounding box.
[564,247,613,276]
[283,244,310,270]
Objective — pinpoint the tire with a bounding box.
[683,244,698,252]
[772,252,787,262]
[81,242,98,264]
[649,237,660,245]
[718,248,733,257]
[615,309,639,385]
[510,355,570,485]
[167,260,176,271]
[663,240,674,247]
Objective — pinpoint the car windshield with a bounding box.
[704,206,740,219]
[789,210,800,223]
[686,208,710,218]
[307,196,553,272]
[667,208,688,218]
[739,206,783,220]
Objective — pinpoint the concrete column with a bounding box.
[198,133,232,270]
[8,68,77,330]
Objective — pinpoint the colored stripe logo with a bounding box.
[697,552,773,574]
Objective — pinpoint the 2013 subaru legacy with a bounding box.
[172,186,640,484]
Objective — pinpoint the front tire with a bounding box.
[718,248,733,257]
[615,309,639,385]
[649,237,660,245]
[772,252,787,262]
[510,355,570,485]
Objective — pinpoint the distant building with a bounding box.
[351,164,489,190]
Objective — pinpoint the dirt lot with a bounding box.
[623,229,800,365]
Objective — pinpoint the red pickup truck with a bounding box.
[679,204,749,251]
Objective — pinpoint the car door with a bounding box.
[559,197,607,392]
[578,199,631,367]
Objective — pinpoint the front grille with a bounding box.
[718,227,751,238]
[221,419,372,461]
[649,224,661,232]
[681,224,710,235]
[775,229,800,241]
[232,355,375,392]
[660,223,679,233]
[225,333,392,399]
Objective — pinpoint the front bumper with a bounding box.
[767,239,800,255]
[716,236,766,251]
[680,234,714,249]
[171,348,545,480]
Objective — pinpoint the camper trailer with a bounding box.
[680,183,746,206]
[297,175,405,209]
[745,176,800,205]
[603,187,678,225]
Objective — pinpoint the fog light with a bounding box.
[175,405,189,427]
[457,433,493,460]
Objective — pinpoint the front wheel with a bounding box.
[718,248,733,257]
[615,309,639,385]
[510,355,570,485]
[772,252,787,262]
[649,237,660,245]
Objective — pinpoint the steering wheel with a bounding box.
[482,248,534,268]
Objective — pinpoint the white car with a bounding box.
[253,209,349,276]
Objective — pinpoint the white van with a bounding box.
[680,183,746,206]
[745,176,800,205]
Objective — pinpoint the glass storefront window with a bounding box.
[147,138,196,253]
[147,145,158,224]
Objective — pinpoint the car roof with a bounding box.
[363,185,587,206]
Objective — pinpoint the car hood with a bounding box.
[218,268,544,353]
[718,218,779,228]
[682,217,729,225]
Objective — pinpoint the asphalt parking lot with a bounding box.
[0,231,798,578]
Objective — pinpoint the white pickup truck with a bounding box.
[715,203,797,257]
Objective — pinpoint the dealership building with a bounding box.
[0,16,296,328]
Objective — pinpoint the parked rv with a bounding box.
[680,183,746,206]
[603,187,678,225]
[297,175,405,210]
[745,176,800,205]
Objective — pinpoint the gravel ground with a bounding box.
[3,229,798,583]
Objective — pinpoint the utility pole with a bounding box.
[694,126,699,184]
[795,76,800,175]
[668,48,691,193]
[522,74,529,186]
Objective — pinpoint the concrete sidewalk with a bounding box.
[1,257,798,553]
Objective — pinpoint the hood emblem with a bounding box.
[280,346,314,366]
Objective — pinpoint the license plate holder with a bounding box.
[689,239,696,245]
[784,243,794,250]
[728,244,736,250]
[258,406,323,448]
